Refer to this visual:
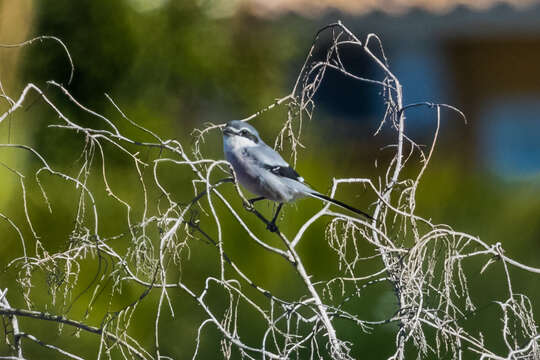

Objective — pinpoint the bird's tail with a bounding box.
[307,192,375,221]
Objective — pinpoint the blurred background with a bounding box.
[1,0,540,358]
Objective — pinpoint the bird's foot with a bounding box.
[266,222,278,233]
[243,201,255,212]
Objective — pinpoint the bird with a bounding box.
[222,120,374,231]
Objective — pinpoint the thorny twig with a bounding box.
[0,22,539,360]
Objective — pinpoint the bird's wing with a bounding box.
[243,144,305,183]
[264,164,304,182]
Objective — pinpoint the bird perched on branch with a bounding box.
[222,120,374,231]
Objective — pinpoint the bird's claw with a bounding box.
[243,201,255,211]
[266,222,278,233]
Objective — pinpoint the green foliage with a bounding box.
[1,2,539,359]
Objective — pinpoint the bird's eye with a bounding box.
[240,130,248,136]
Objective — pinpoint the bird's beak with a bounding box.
[222,126,234,136]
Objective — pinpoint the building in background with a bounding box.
[235,0,540,179]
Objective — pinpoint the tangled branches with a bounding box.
[0,22,539,360]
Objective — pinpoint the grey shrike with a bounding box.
[223,120,373,230]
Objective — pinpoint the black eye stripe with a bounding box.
[238,130,258,143]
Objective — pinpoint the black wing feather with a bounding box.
[264,164,303,182]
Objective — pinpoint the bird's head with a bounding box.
[222,120,261,148]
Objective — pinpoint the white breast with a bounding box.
[226,135,258,150]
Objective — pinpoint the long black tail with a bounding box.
[307,192,375,221]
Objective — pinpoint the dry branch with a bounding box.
[0,22,538,360]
